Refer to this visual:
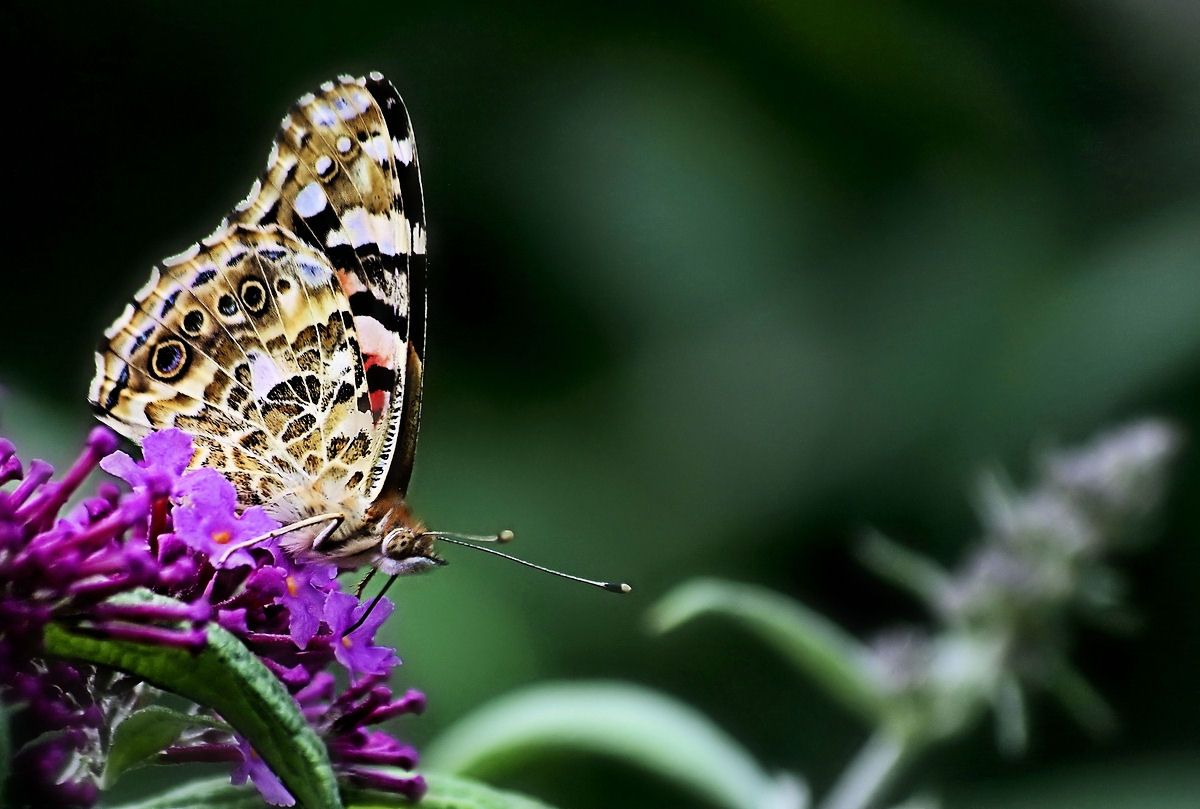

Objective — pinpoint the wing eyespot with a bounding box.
[181,309,205,336]
[217,293,238,318]
[240,277,268,315]
[149,339,191,381]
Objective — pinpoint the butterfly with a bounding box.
[88,73,630,594]
[88,73,444,577]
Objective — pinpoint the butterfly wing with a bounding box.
[90,74,425,516]
[88,223,374,507]
[227,73,426,499]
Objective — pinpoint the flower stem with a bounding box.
[818,730,910,809]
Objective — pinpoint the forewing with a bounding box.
[228,73,426,499]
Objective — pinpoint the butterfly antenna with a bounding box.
[347,573,398,634]
[431,534,631,593]
[432,530,515,543]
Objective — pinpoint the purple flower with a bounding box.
[272,552,339,648]
[172,468,281,568]
[324,590,399,676]
[99,428,192,496]
[1,428,205,808]
[2,427,424,808]
[301,673,427,801]
[232,736,296,806]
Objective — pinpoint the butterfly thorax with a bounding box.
[276,482,442,576]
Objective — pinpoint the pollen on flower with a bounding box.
[286,576,299,597]
[212,529,232,544]
[342,636,353,649]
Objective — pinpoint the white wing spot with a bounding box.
[294,182,328,217]
[342,209,371,248]
[88,353,106,400]
[235,178,262,212]
[333,96,358,121]
[133,266,162,299]
[163,244,200,268]
[103,304,136,340]
[337,208,400,253]
[296,260,331,285]
[315,155,333,175]
[202,223,235,247]
[348,88,372,114]
[336,136,352,154]
[310,101,337,128]
[393,137,413,165]
[362,134,389,163]
[247,351,284,398]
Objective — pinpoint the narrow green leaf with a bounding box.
[347,772,558,809]
[1044,657,1117,738]
[990,674,1027,756]
[43,590,341,809]
[103,775,271,809]
[424,681,806,809]
[857,531,950,608]
[817,730,909,809]
[649,578,885,722]
[104,706,231,787]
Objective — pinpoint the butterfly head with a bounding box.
[377,524,445,577]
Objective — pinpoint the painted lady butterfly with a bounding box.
[88,73,628,593]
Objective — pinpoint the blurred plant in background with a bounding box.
[424,419,1181,809]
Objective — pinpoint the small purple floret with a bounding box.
[325,591,399,676]
[173,468,281,568]
[232,737,296,807]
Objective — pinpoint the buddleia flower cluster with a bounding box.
[0,427,425,807]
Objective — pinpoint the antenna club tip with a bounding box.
[605,582,633,594]
[497,529,515,543]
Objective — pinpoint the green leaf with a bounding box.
[348,772,558,809]
[103,776,271,809]
[104,706,231,787]
[650,578,885,723]
[43,589,341,809]
[857,531,950,608]
[424,681,806,809]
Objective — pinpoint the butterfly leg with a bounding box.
[355,566,379,597]
[215,512,345,565]
[310,514,347,550]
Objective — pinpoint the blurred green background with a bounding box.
[3,1,1199,806]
